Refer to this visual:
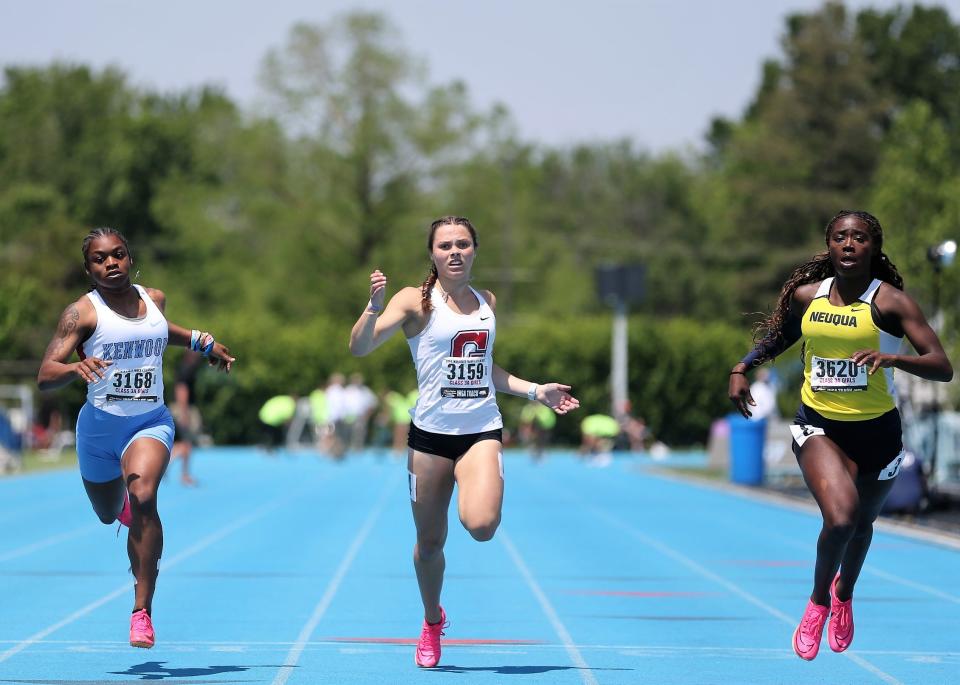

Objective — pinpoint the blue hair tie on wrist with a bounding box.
[190,329,215,356]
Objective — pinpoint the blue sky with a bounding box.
[3,1,958,152]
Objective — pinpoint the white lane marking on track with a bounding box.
[270,473,398,685]
[0,484,313,665]
[543,478,905,685]
[700,502,960,607]
[0,524,100,562]
[5,638,960,658]
[0,498,74,526]
[499,530,599,685]
[862,566,960,605]
[650,468,960,552]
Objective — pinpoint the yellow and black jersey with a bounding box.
[800,278,903,421]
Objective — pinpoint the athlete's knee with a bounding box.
[126,476,160,512]
[93,508,117,525]
[464,514,500,542]
[415,537,446,561]
[822,506,858,540]
[851,518,874,539]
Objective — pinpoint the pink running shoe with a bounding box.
[792,599,829,661]
[828,574,854,653]
[414,606,448,668]
[117,491,132,528]
[129,608,155,649]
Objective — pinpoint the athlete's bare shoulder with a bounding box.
[480,289,497,311]
[65,294,98,330]
[392,286,424,312]
[144,287,167,313]
[791,281,821,313]
[42,295,97,363]
[873,281,915,317]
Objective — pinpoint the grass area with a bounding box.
[2,449,77,476]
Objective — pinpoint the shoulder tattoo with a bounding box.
[57,304,80,339]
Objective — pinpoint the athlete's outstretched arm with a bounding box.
[349,270,420,356]
[37,298,107,391]
[491,365,580,415]
[146,288,235,372]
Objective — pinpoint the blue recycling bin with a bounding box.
[727,413,766,485]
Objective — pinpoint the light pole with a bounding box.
[925,239,956,484]
[595,264,645,417]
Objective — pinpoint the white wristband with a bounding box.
[527,383,538,401]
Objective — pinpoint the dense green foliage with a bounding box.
[4,3,960,445]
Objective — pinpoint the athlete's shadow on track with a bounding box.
[108,660,262,680]
[430,665,633,676]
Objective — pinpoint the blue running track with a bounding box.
[0,448,958,684]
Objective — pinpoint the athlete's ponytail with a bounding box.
[420,264,439,315]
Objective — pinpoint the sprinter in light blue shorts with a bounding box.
[38,227,235,650]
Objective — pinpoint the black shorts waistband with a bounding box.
[408,423,502,460]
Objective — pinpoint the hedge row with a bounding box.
[185,313,749,447]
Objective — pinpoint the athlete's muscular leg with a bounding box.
[834,473,896,601]
[409,449,455,624]
[82,476,126,524]
[454,439,504,542]
[122,438,170,615]
[797,436,860,606]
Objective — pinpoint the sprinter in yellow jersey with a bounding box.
[728,211,952,662]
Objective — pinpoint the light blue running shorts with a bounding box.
[75,403,175,483]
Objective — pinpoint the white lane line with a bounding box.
[4,638,959,658]
[0,483,314,665]
[544,478,905,685]
[702,502,960,607]
[0,524,100,562]
[650,468,960,552]
[862,566,960,605]
[270,473,398,685]
[499,530,599,685]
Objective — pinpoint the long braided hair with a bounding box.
[81,227,133,291]
[754,210,904,345]
[419,216,479,315]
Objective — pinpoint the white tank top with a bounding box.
[407,286,503,434]
[80,285,168,416]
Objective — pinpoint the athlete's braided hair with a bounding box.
[419,216,479,315]
[81,227,133,291]
[754,210,904,345]
[82,227,131,263]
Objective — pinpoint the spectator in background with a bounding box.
[324,373,348,459]
[170,351,203,486]
[258,394,297,451]
[308,385,328,450]
[519,400,556,461]
[381,389,417,456]
[579,414,619,466]
[343,372,378,451]
[614,400,650,452]
[747,367,779,422]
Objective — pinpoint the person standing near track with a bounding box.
[37,227,235,650]
[728,210,952,661]
[170,350,203,486]
[349,215,580,668]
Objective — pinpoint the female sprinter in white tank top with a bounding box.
[37,228,235,650]
[349,216,580,668]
